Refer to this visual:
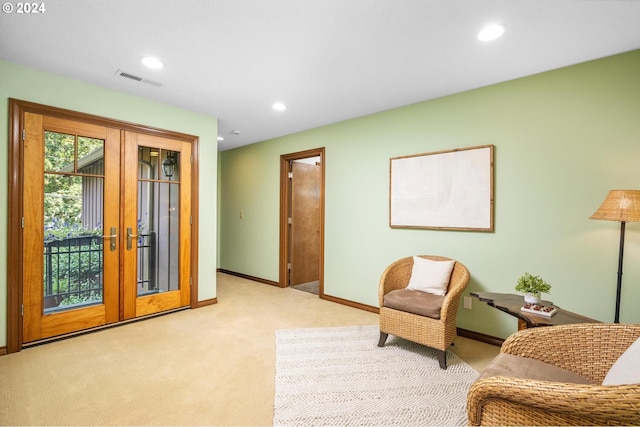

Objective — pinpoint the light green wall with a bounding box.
[0,60,218,348]
[220,50,640,339]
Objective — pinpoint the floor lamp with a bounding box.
[590,190,640,323]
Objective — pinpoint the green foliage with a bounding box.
[46,221,100,241]
[44,235,103,307]
[44,175,82,227]
[515,272,552,295]
[43,131,103,227]
[44,220,102,243]
[44,131,75,171]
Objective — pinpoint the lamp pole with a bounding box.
[614,221,626,323]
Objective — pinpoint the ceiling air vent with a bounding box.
[117,70,143,81]
[115,69,163,87]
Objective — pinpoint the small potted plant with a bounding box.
[515,272,551,304]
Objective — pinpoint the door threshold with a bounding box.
[21,306,189,349]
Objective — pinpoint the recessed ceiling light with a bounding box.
[217,136,224,141]
[272,102,287,111]
[477,24,506,42]
[141,56,164,69]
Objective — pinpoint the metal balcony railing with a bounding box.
[44,235,103,312]
[137,231,157,295]
[43,232,156,312]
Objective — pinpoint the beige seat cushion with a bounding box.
[383,289,445,319]
[479,353,596,384]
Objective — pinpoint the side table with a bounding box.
[470,292,599,330]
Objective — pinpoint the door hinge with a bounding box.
[190,154,193,163]
[21,304,24,316]
[21,217,25,228]
[288,172,293,179]
[190,277,193,286]
[288,217,292,225]
[287,263,291,271]
[190,215,192,225]
[22,129,26,141]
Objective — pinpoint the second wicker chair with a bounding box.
[467,323,640,426]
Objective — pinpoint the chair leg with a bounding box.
[437,350,447,369]
[377,332,388,347]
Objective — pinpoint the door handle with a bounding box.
[102,227,117,251]
[127,227,139,251]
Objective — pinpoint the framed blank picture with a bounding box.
[389,144,494,231]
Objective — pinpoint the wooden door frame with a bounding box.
[6,99,200,354]
[278,147,325,293]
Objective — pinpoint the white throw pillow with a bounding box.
[406,256,455,296]
[602,336,640,385]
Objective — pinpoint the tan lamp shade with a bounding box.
[590,190,640,223]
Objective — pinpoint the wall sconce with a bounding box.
[162,151,176,178]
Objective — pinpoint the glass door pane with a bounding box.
[136,147,180,297]
[43,131,105,313]
[122,131,190,320]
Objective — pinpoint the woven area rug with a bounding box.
[274,325,479,426]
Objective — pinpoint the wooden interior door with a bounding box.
[289,160,321,286]
[22,114,120,342]
[122,132,191,319]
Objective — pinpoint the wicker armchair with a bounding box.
[467,323,640,426]
[378,255,470,369]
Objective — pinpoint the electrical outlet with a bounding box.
[463,296,472,310]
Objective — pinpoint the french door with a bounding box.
[122,131,191,319]
[20,110,192,344]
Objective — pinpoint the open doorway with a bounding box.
[279,148,325,296]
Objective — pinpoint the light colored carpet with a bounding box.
[1,273,498,425]
[274,325,480,426]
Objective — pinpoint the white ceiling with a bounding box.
[1,0,639,151]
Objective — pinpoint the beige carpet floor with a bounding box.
[0,273,500,426]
